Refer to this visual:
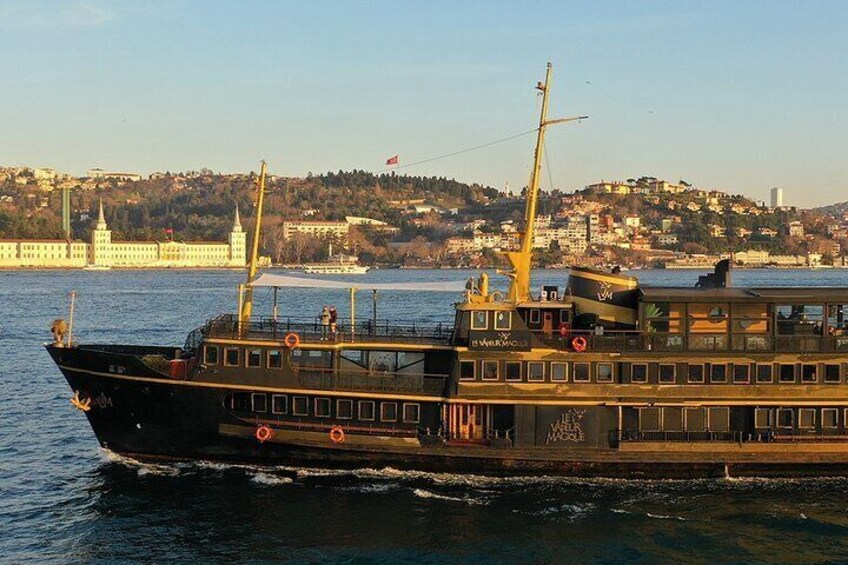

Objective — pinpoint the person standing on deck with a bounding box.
[329,306,338,340]
[320,305,331,340]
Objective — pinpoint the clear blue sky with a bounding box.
[1,1,846,207]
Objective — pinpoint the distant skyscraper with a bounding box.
[770,187,783,209]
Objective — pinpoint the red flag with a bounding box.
[385,154,398,166]
[165,228,174,234]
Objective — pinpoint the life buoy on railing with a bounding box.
[329,425,345,444]
[571,335,588,352]
[558,323,571,338]
[283,332,300,349]
[255,424,272,443]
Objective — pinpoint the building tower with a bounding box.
[229,204,247,266]
[90,198,112,266]
[770,187,784,209]
[62,186,71,240]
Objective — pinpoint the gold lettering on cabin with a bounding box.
[546,409,586,444]
[597,281,613,302]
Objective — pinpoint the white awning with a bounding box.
[250,272,468,292]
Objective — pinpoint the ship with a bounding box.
[302,244,370,275]
[46,63,848,478]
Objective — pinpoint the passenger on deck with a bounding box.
[329,306,338,339]
[320,306,330,340]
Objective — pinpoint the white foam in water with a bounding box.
[100,448,181,476]
[250,472,294,486]
[646,512,686,521]
[412,488,487,505]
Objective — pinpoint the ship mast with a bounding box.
[504,62,587,303]
[239,161,267,325]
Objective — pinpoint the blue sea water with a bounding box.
[4,268,848,563]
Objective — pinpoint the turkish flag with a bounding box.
[385,155,399,166]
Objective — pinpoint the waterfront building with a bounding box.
[770,187,784,209]
[281,220,350,241]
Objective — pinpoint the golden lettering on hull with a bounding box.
[546,409,586,444]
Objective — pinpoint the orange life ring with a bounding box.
[329,425,345,444]
[283,332,300,349]
[558,323,571,338]
[571,335,588,352]
[255,425,272,443]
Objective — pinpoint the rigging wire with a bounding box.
[376,128,539,175]
[543,143,555,193]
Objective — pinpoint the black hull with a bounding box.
[49,346,848,480]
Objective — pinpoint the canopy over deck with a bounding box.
[250,273,468,292]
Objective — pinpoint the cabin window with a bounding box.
[777,304,824,336]
[494,311,512,331]
[224,347,240,367]
[559,310,570,324]
[644,302,683,333]
[359,401,375,421]
[708,407,730,432]
[204,346,219,365]
[229,393,251,411]
[822,408,839,429]
[292,396,309,416]
[658,364,676,384]
[710,364,727,383]
[337,399,353,419]
[482,361,499,381]
[403,403,421,424]
[798,408,816,429]
[687,364,705,384]
[573,363,590,383]
[551,362,568,382]
[251,393,267,413]
[527,362,544,382]
[246,349,262,368]
[597,363,614,383]
[460,361,476,381]
[272,394,288,414]
[779,364,796,383]
[638,407,660,431]
[505,362,522,382]
[731,303,770,333]
[685,407,707,432]
[292,349,333,369]
[341,350,364,363]
[754,408,772,428]
[663,407,684,431]
[825,364,841,383]
[631,363,648,384]
[733,364,750,384]
[471,311,488,330]
[688,303,729,333]
[315,398,331,418]
[380,402,398,422]
[267,350,283,369]
[801,364,818,383]
[777,408,794,428]
[529,309,541,324]
[827,305,848,336]
[755,364,774,383]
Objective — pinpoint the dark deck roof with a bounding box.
[639,286,848,302]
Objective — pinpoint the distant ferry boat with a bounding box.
[302,246,370,275]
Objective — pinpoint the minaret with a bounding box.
[229,204,246,266]
[91,198,112,266]
[96,198,108,230]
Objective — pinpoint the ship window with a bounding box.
[229,393,250,411]
[471,311,488,330]
[685,407,707,432]
[687,364,705,384]
[631,363,648,384]
[708,407,730,432]
[271,394,288,414]
[777,408,794,428]
[573,363,590,383]
[822,408,838,429]
[300,350,332,369]
[644,302,683,333]
[798,408,816,429]
[777,304,824,336]
[403,403,420,424]
[528,362,544,382]
[828,305,848,336]
[529,309,541,324]
[733,364,750,384]
[756,364,774,383]
[731,303,770,333]
[341,350,364,363]
[460,361,476,381]
[754,408,772,428]
[247,349,262,368]
[688,303,729,333]
[337,399,353,419]
[560,310,570,324]
[801,364,818,383]
[315,398,331,418]
[551,362,568,382]
[638,407,660,431]
[482,361,499,381]
[597,363,614,383]
[204,346,218,365]
[658,364,676,384]
[359,401,375,421]
[494,311,512,331]
[292,396,308,416]
[224,347,240,367]
[825,364,841,383]
[710,364,727,383]
[251,393,267,412]
[505,362,522,382]
[267,350,283,369]
[779,364,796,383]
[663,407,683,432]
[380,402,398,422]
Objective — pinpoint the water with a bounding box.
[5,268,848,563]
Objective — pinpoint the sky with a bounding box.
[0,1,846,208]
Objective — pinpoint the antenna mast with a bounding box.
[239,161,267,325]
